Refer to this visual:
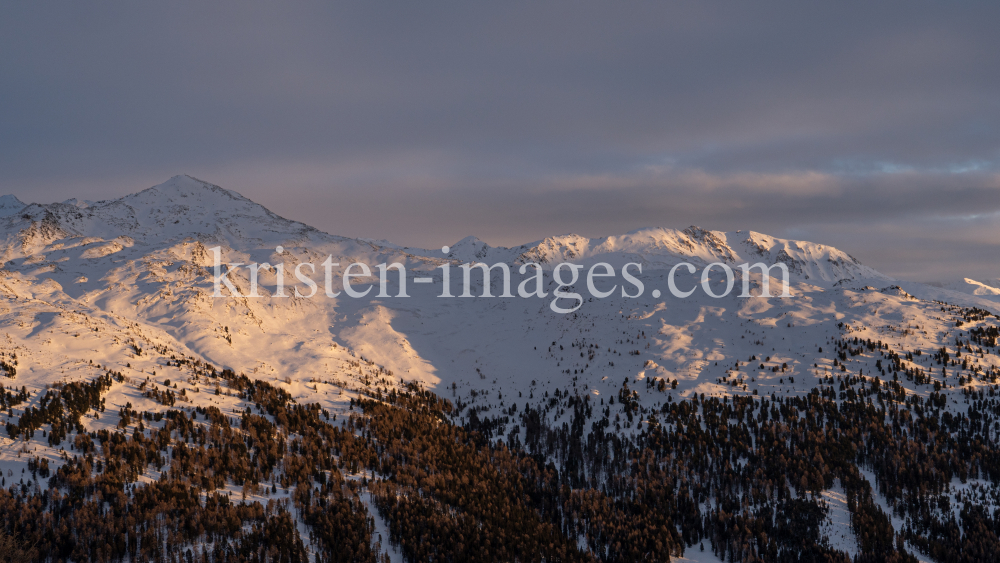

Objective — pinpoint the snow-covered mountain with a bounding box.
[4,175,326,251]
[0,175,903,388]
[1,175,886,283]
[0,174,994,396]
[2,176,999,562]
[0,194,26,217]
[415,226,887,286]
[934,278,1000,298]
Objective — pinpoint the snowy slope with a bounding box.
[0,175,991,400]
[0,175,988,405]
[0,195,26,218]
[938,278,1000,298]
[407,226,887,287]
[0,176,997,561]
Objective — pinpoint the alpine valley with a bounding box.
[1,175,1000,563]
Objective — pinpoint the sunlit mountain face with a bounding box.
[0,176,998,562]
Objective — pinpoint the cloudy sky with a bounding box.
[2,1,998,282]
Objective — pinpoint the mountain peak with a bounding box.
[445,236,497,261]
[133,174,248,202]
[0,194,27,217]
[61,197,93,209]
[166,174,215,187]
[0,176,321,252]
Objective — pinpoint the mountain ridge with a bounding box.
[0,176,999,561]
[2,176,885,287]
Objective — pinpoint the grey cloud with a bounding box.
[1,1,998,281]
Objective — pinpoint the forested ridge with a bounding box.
[1,306,1000,562]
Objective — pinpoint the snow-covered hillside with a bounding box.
[0,174,995,437]
[0,176,909,405]
[412,226,888,287]
[1,176,998,562]
[927,278,1000,299]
